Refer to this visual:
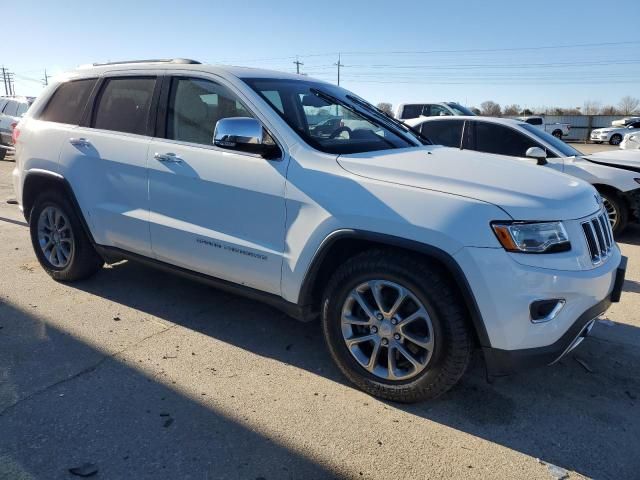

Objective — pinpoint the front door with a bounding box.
[147,75,288,294]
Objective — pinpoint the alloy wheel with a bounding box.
[341,280,435,381]
[37,206,75,268]
[602,197,618,230]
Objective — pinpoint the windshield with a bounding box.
[445,103,475,116]
[521,124,582,157]
[243,78,419,154]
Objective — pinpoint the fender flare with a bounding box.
[298,229,491,347]
[22,169,96,244]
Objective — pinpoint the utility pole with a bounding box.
[43,69,50,86]
[334,53,344,86]
[293,56,303,75]
[7,72,15,95]
[1,66,7,95]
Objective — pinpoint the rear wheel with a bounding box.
[609,134,622,146]
[29,191,103,281]
[322,249,472,403]
[552,130,563,139]
[599,190,628,236]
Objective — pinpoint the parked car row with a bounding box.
[591,120,640,146]
[10,59,626,403]
[0,96,34,160]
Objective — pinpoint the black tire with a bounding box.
[321,249,472,403]
[599,190,628,236]
[609,134,622,146]
[552,130,563,139]
[29,191,103,281]
[0,148,6,161]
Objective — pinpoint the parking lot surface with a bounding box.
[0,154,639,480]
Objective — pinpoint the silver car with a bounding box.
[590,120,640,146]
[0,96,34,160]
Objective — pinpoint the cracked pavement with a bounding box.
[0,156,639,480]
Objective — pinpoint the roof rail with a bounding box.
[91,58,201,67]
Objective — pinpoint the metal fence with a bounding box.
[507,115,631,142]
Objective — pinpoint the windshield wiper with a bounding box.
[345,94,433,145]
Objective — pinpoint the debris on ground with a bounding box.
[113,316,121,321]
[68,463,98,477]
[6,198,17,205]
[574,356,594,373]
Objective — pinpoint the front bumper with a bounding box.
[483,256,626,376]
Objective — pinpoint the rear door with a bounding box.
[146,73,288,294]
[59,74,160,255]
[0,100,18,144]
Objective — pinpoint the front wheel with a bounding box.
[600,190,628,236]
[29,191,104,281]
[321,249,472,403]
[609,134,622,146]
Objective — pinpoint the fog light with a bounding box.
[530,299,566,323]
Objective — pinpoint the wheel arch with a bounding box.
[299,229,491,347]
[22,170,96,244]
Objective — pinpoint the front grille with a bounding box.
[581,210,614,264]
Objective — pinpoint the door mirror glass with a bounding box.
[526,146,548,165]
[214,117,280,159]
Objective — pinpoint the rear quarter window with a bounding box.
[39,79,98,125]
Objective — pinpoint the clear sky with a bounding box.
[4,0,639,111]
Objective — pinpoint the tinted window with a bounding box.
[525,117,543,126]
[40,79,97,124]
[400,104,422,119]
[167,77,253,146]
[521,124,578,157]
[3,101,18,116]
[93,77,156,135]
[473,122,540,157]
[629,122,640,129]
[428,105,452,117]
[420,120,463,147]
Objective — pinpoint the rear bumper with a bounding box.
[483,256,626,376]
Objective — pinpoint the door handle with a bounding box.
[154,152,183,163]
[69,137,91,147]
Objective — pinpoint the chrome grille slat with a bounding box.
[582,210,614,264]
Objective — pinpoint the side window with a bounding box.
[429,105,452,117]
[39,79,97,124]
[92,77,156,135]
[261,90,284,114]
[474,122,540,157]
[420,120,464,148]
[3,101,18,116]
[400,104,422,119]
[525,118,543,126]
[167,77,253,146]
[16,102,29,116]
[630,122,640,129]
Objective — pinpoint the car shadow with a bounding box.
[66,259,640,480]
[0,300,337,480]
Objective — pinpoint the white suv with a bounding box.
[12,59,626,402]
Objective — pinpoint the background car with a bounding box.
[612,116,640,127]
[0,96,34,160]
[407,115,640,234]
[620,132,640,150]
[517,116,571,139]
[590,121,640,145]
[395,102,475,120]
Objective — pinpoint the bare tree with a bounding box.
[618,96,640,115]
[583,100,602,115]
[376,102,393,116]
[502,104,521,116]
[600,105,619,115]
[480,101,502,117]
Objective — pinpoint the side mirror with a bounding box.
[526,146,548,165]
[213,117,280,159]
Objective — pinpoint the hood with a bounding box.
[584,149,640,170]
[594,128,616,133]
[337,146,600,221]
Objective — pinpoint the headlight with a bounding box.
[492,221,570,253]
